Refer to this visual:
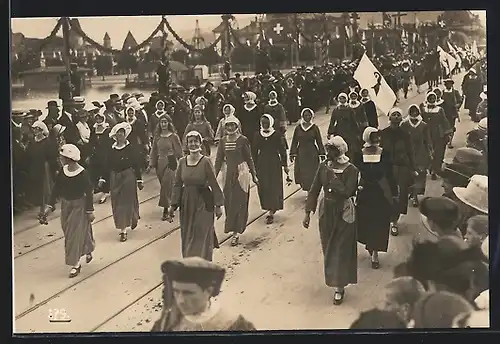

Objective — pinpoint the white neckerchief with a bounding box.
[260,127,275,138]
[349,100,361,109]
[11,119,21,128]
[112,140,130,150]
[443,88,454,93]
[300,120,314,132]
[361,97,371,104]
[337,102,348,109]
[423,104,440,113]
[184,300,221,324]
[408,116,423,128]
[93,122,110,134]
[63,164,84,177]
[268,100,278,107]
[127,117,137,125]
[155,110,166,118]
[76,121,91,144]
[244,103,257,111]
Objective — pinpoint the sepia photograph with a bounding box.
[10,10,488,333]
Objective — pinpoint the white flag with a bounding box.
[353,53,397,115]
[437,46,457,75]
[471,40,480,58]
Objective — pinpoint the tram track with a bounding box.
[14,115,333,322]
[14,86,430,331]
[90,187,302,332]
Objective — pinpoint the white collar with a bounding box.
[112,140,130,150]
[244,103,257,111]
[155,110,166,118]
[260,128,276,138]
[63,164,84,177]
[349,100,361,108]
[268,100,278,107]
[183,300,221,324]
[300,121,314,132]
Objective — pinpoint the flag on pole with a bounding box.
[437,45,457,76]
[353,53,397,115]
[471,40,480,59]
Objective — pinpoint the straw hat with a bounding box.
[453,175,488,214]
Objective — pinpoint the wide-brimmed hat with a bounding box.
[419,197,460,235]
[439,147,484,185]
[161,257,225,297]
[65,96,86,107]
[60,143,81,162]
[453,175,488,214]
[443,78,454,84]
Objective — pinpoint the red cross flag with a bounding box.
[266,20,290,43]
[353,53,397,115]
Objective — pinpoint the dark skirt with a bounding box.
[411,169,427,196]
[318,197,357,287]
[294,142,320,191]
[179,185,215,261]
[157,157,175,208]
[110,168,140,230]
[256,151,284,211]
[357,181,392,252]
[392,165,412,216]
[60,197,95,266]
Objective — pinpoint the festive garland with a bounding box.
[22,18,64,59]
[163,18,223,53]
[228,25,258,49]
[69,17,168,54]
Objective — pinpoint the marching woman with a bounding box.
[263,90,288,148]
[126,106,150,170]
[182,105,214,156]
[355,127,398,270]
[74,110,92,167]
[215,116,258,246]
[303,136,359,305]
[89,112,112,204]
[237,91,261,151]
[289,108,326,192]
[327,93,361,159]
[348,91,369,134]
[42,144,95,278]
[148,100,169,139]
[99,122,144,242]
[149,115,183,221]
[359,88,379,128]
[168,131,224,261]
[252,114,289,224]
[380,108,418,236]
[27,120,59,220]
[421,91,453,180]
[215,104,241,143]
[400,105,433,207]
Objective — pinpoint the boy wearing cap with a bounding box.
[419,196,463,239]
[152,257,255,332]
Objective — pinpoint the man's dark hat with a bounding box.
[12,110,27,119]
[161,257,225,297]
[419,196,459,226]
[46,100,60,108]
[121,93,132,102]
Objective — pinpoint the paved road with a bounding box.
[13,72,476,333]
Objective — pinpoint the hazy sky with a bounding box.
[10,15,257,45]
[11,11,485,46]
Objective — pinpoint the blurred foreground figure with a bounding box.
[152,257,256,332]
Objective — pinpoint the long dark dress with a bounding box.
[103,142,142,230]
[25,137,59,212]
[361,99,379,128]
[284,86,300,123]
[89,125,112,192]
[252,131,287,211]
[421,105,452,173]
[236,104,261,151]
[355,147,398,252]
[289,123,325,191]
[400,119,432,195]
[380,126,416,218]
[327,105,361,159]
[150,134,183,209]
[306,161,359,287]
[215,135,256,234]
[48,166,95,266]
[171,156,224,261]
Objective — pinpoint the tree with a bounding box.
[198,48,220,68]
[231,45,254,66]
[269,45,287,68]
[116,52,138,74]
[299,45,315,63]
[95,55,113,76]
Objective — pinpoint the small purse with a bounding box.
[342,197,356,224]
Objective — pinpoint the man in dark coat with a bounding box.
[58,97,84,145]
